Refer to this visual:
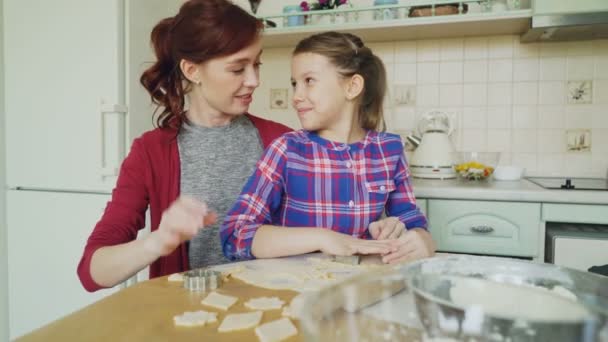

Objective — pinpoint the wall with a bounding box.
[250,36,608,178]
[0,0,9,339]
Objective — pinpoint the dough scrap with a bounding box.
[244,297,285,311]
[173,310,217,327]
[255,317,298,342]
[201,291,238,311]
[218,311,263,332]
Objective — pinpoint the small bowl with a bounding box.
[493,165,525,181]
[452,152,500,181]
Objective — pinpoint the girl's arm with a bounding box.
[251,225,396,258]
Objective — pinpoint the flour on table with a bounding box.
[168,273,184,282]
[201,292,238,311]
[255,317,298,342]
[173,310,217,327]
[244,297,285,311]
[211,254,384,292]
[218,311,263,332]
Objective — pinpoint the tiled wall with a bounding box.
[250,37,608,178]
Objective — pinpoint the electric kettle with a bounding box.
[408,110,456,179]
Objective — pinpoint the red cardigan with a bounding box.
[77,114,291,292]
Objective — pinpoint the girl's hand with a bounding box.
[144,196,217,256]
[320,230,396,256]
[368,217,405,240]
[381,228,435,264]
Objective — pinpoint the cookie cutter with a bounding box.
[183,268,222,292]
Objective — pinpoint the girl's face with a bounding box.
[193,38,263,117]
[291,52,353,133]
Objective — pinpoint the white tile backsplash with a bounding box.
[487,106,511,129]
[539,81,565,105]
[440,39,464,61]
[416,85,440,106]
[439,84,463,106]
[488,36,514,59]
[417,40,441,62]
[463,60,488,83]
[512,129,538,153]
[567,56,595,80]
[462,107,486,129]
[463,84,487,106]
[513,58,539,82]
[540,58,566,81]
[487,83,512,105]
[394,63,417,84]
[488,59,513,82]
[512,105,538,129]
[439,61,463,84]
[417,62,439,84]
[253,37,608,178]
[512,82,539,105]
[464,37,488,60]
[486,129,511,152]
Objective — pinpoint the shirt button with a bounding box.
[380,185,386,191]
[346,161,352,168]
[348,200,354,208]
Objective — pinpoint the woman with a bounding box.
[77,0,291,292]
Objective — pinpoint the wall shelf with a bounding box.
[260,9,533,48]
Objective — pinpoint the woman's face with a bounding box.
[193,38,263,117]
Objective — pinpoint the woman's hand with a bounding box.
[381,228,435,264]
[319,230,397,256]
[368,217,405,240]
[144,196,217,256]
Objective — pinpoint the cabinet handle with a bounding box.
[100,102,128,178]
[470,225,494,234]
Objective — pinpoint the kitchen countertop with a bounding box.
[412,178,608,205]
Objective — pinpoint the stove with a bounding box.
[526,177,608,191]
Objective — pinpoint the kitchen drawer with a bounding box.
[543,203,608,225]
[428,200,541,257]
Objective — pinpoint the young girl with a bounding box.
[220,32,434,264]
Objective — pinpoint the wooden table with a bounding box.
[16,275,302,342]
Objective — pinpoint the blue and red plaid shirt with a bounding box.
[220,130,427,260]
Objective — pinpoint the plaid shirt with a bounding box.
[220,130,427,260]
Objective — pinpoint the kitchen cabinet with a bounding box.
[426,199,541,258]
[252,2,532,48]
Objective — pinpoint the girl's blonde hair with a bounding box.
[293,31,387,131]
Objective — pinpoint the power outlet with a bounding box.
[393,84,416,106]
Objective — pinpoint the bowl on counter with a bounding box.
[493,165,525,181]
[453,152,500,181]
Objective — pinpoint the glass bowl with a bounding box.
[453,152,500,180]
[299,256,608,342]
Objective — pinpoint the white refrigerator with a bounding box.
[3,0,175,338]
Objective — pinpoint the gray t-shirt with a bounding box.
[178,115,264,269]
